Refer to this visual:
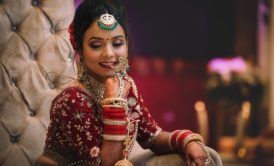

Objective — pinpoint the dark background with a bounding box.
[122,0,236,59]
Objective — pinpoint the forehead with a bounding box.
[84,20,125,39]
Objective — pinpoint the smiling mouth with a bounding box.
[99,61,120,69]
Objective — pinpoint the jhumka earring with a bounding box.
[77,55,85,79]
[97,11,118,31]
[117,56,129,77]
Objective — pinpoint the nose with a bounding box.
[102,44,115,58]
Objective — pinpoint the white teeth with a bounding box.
[100,62,117,68]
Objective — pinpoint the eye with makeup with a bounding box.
[113,39,125,48]
[89,41,102,49]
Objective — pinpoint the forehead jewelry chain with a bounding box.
[98,11,119,31]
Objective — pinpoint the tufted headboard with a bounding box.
[0,0,75,165]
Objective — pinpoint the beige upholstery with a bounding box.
[0,0,75,165]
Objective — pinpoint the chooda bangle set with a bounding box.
[168,129,212,165]
[101,98,128,141]
[169,130,205,152]
[101,97,134,166]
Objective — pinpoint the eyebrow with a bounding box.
[88,35,125,41]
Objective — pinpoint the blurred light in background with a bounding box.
[207,57,247,80]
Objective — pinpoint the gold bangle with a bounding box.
[183,133,204,148]
[103,134,127,141]
[103,119,127,125]
[101,101,127,108]
[102,97,127,102]
[101,98,127,106]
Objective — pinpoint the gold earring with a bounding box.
[118,56,123,63]
[77,56,87,79]
[120,57,129,77]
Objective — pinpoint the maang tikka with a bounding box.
[97,10,118,31]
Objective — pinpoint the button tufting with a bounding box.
[31,0,39,6]
[11,25,17,32]
[29,111,36,116]
[11,81,15,87]
[11,78,16,87]
[49,83,55,89]
[50,28,55,34]
[30,54,35,60]
[10,135,19,143]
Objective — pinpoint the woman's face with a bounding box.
[82,20,128,82]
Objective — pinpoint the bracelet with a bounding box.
[176,130,193,148]
[102,105,128,141]
[197,141,211,166]
[102,105,124,108]
[104,125,127,135]
[103,119,127,125]
[102,107,126,120]
[103,134,127,141]
[102,97,127,103]
[169,130,180,151]
[183,133,204,149]
[101,97,127,107]
[102,107,126,114]
[169,130,194,152]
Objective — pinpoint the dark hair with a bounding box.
[72,0,130,51]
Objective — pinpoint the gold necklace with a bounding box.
[78,73,105,103]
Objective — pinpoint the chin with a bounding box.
[91,69,118,81]
[101,72,116,79]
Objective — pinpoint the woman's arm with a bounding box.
[100,77,132,166]
[149,131,173,154]
[151,131,209,166]
[136,94,209,166]
[100,141,124,166]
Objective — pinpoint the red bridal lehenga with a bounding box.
[43,86,162,166]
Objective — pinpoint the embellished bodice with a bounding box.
[44,86,161,165]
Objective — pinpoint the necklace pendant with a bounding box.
[114,159,133,166]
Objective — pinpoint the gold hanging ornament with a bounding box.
[114,159,133,166]
[114,118,133,166]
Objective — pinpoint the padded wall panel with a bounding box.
[0,0,75,165]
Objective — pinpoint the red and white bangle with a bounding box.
[103,124,128,141]
[169,130,204,152]
[102,105,128,141]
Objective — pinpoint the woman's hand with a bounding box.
[101,76,132,166]
[184,141,209,166]
[104,76,131,99]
